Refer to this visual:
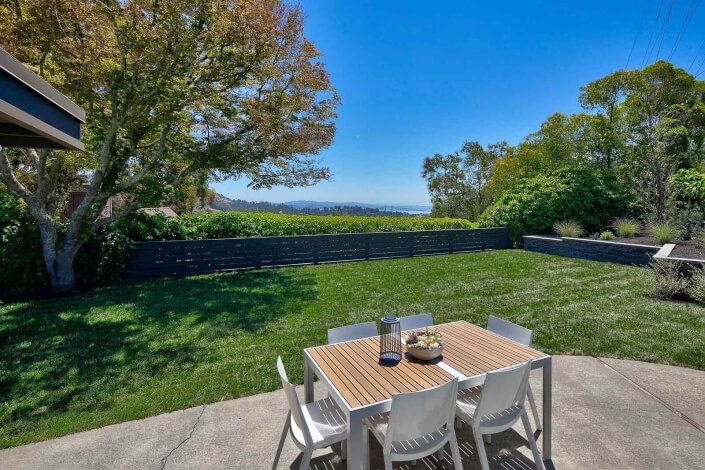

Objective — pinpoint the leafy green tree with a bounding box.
[0,0,339,292]
[422,141,502,219]
[583,61,705,221]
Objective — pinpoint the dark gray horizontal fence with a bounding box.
[125,228,510,279]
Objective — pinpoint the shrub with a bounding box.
[478,168,632,243]
[116,210,476,241]
[650,258,688,300]
[687,267,705,304]
[599,230,615,240]
[554,221,583,238]
[612,217,641,238]
[0,191,49,296]
[673,205,705,240]
[650,222,678,244]
[0,191,133,299]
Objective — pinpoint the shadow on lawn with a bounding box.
[0,269,317,428]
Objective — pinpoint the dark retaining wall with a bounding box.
[126,228,510,279]
[523,235,660,266]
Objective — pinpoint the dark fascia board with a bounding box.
[0,47,85,122]
[0,47,85,150]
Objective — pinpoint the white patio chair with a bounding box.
[364,377,462,470]
[327,321,377,344]
[272,357,348,470]
[455,360,544,470]
[399,313,433,331]
[487,315,542,431]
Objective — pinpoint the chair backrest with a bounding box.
[399,313,433,332]
[327,321,378,344]
[475,360,532,422]
[487,315,533,346]
[276,356,312,446]
[385,377,458,446]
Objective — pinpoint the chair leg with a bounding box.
[383,451,394,470]
[437,446,446,461]
[521,411,544,470]
[272,413,290,470]
[449,430,463,470]
[299,449,313,470]
[527,384,542,431]
[474,430,491,470]
[341,440,347,461]
[484,433,491,445]
[455,416,463,430]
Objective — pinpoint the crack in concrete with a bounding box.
[159,405,206,470]
[597,357,705,435]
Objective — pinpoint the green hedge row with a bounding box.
[0,195,474,298]
[117,210,476,241]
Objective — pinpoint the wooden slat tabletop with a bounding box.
[306,320,547,409]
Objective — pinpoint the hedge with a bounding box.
[0,196,474,298]
[116,210,476,241]
[478,168,632,244]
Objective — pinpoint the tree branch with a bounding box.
[0,145,35,204]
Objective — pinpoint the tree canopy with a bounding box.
[424,61,705,226]
[0,0,339,291]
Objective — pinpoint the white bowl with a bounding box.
[406,344,443,361]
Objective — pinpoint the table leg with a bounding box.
[304,356,314,404]
[347,410,369,470]
[542,357,552,461]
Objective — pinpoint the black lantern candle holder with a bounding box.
[379,315,402,365]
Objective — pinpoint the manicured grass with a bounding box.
[1,250,704,448]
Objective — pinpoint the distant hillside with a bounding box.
[285,200,431,214]
[211,194,427,217]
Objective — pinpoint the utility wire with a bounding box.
[655,0,676,59]
[668,0,700,60]
[643,0,666,66]
[627,0,652,68]
[688,37,705,71]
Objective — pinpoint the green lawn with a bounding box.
[1,249,704,448]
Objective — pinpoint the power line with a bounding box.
[643,0,666,66]
[668,0,700,60]
[688,37,705,71]
[627,0,652,68]
[655,0,676,59]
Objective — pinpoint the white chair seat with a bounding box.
[291,396,347,448]
[456,386,523,430]
[364,413,451,458]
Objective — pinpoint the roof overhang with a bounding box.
[0,47,85,151]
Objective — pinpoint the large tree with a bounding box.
[0,0,339,292]
[421,141,502,219]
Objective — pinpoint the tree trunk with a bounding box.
[36,220,80,293]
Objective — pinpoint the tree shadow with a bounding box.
[0,269,317,442]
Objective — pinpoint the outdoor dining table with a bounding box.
[303,320,552,470]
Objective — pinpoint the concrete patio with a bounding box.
[1,356,704,469]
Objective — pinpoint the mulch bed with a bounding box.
[583,235,705,260]
[670,240,705,260]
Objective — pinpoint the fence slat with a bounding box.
[124,228,510,279]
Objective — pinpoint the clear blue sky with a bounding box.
[213,0,705,206]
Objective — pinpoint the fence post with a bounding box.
[449,231,454,254]
[410,232,415,257]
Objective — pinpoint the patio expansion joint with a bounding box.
[596,357,705,435]
[158,405,206,470]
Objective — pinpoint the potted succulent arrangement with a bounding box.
[403,328,444,361]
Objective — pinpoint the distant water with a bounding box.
[378,206,431,215]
